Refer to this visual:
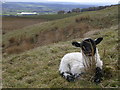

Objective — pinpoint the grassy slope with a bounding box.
[3,25,119,88]
[2,5,119,88]
[3,6,118,47]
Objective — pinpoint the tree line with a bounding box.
[58,8,80,14]
[57,5,117,14]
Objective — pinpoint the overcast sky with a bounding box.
[2,0,120,5]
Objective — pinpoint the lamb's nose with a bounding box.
[87,51,92,54]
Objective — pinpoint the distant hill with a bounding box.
[2,2,97,15]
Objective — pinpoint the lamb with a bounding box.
[59,37,103,83]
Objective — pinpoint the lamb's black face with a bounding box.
[72,37,103,56]
[81,39,96,56]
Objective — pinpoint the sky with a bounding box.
[2,0,120,5]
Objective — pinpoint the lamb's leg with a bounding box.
[94,60,103,84]
[59,63,75,82]
[94,67,103,84]
[60,72,75,82]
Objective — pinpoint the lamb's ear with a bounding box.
[72,41,81,47]
[95,37,103,45]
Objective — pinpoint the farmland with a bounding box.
[2,12,84,33]
[2,16,46,33]
[2,2,96,15]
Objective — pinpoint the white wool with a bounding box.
[59,48,103,75]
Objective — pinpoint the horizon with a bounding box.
[2,0,120,5]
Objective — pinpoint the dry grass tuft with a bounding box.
[5,36,36,54]
[81,41,96,81]
[75,15,91,23]
[2,44,5,48]
[9,37,16,44]
[6,45,23,54]
[6,42,33,54]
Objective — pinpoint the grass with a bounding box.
[2,25,119,88]
[2,5,118,54]
[2,5,119,88]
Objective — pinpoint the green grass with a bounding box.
[2,25,119,88]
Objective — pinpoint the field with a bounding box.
[2,16,46,33]
[20,13,81,20]
[2,13,81,33]
[2,5,119,88]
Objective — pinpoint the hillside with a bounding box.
[2,5,119,88]
[3,5,118,54]
[3,25,119,88]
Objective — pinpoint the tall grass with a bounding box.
[4,35,37,54]
[6,42,34,54]
[75,15,91,23]
[81,41,97,82]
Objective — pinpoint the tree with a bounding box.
[72,8,80,13]
[58,10,65,14]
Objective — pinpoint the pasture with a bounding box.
[2,5,119,88]
[2,16,46,33]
